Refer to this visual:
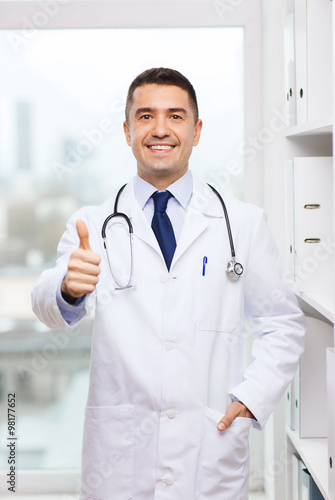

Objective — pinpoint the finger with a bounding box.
[67,267,100,286]
[64,266,100,296]
[77,262,101,276]
[217,402,240,431]
[67,268,100,283]
[68,281,97,297]
[70,252,101,269]
[76,219,91,251]
[217,416,233,432]
[65,282,96,298]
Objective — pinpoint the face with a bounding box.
[123,84,202,189]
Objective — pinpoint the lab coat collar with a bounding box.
[115,174,225,269]
[190,175,225,218]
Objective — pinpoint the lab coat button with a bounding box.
[164,474,174,485]
[167,409,177,419]
[164,341,175,351]
[160,275,168,284]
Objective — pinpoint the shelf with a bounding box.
[285,118,333,137]
[287,428,329,500]
[296,291,334,324]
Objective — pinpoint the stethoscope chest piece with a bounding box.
[226,259,244,281]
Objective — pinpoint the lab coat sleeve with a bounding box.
[31,208,96,329]
[56,280,87,325]
[230,208,306,429]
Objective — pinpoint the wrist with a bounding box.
[235,401,255,420]
[61,276,77,305]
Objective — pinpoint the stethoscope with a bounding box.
[101,183,243,290]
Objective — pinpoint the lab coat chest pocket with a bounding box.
[196,264,241,333]
[80,405,134,500]
[197,407,251,500]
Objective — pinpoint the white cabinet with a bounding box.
[291,317,333,439]
[288,157,333,296]
[294,0,332,124]
[284,1,334,499]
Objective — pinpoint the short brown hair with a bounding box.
[125,67,199,124]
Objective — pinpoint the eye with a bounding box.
[140,114,152,120]
[171,115,182,120]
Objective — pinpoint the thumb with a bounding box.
[76,219,91,250]
[217,403,239,432]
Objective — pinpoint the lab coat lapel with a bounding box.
[117,179,162,256]
[171,177,223,267]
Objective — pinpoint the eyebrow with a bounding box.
[134,107,188,117]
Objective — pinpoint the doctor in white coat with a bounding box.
[32,68,306,500]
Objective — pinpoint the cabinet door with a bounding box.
[294,0,332,124]
[307,0,333,122]
[285,0,297,126]
[295,316,332,438]
[295,0,307,124]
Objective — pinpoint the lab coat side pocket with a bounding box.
[197,407,251,500]
[80,405,135,500]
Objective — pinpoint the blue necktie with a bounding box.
[151,191,176,270]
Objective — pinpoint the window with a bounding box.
[0,26,243,470]
[0,1,262,494]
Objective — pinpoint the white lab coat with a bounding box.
[32,175,306,500]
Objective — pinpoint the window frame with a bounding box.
[0,0,262,494]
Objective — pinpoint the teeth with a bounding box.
[149,145,174,150]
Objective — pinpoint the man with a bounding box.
[32,67,305,499]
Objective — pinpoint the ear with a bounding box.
[193,119,203,146]
[123,121,132,146]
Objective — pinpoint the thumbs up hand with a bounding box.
[61,219,101,303]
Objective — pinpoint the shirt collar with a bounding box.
[133,170,193,210]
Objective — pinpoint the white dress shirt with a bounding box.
[133,169,193,242]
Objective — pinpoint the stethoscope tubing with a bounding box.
[101,182,243,288]
[207,183,236,259]
[101,184,133,240]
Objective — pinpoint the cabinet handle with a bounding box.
[330,456,333,469]
[304,204,320,209]
[304,238,321,244]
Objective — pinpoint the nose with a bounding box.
[151,115,170,138]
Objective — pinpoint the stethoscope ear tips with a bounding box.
[226,260,243,280]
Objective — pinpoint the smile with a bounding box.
[147,145,175,151]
